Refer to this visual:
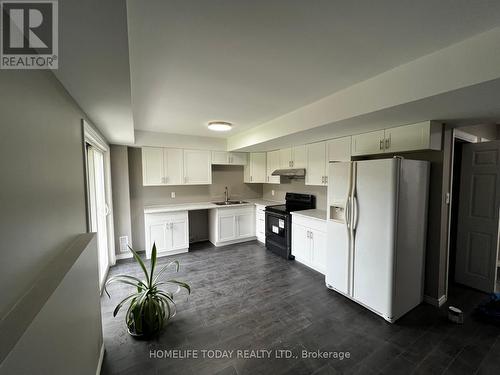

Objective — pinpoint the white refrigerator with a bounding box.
[326,158,429,322]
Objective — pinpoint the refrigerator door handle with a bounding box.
[345,197,351,230]
[353,195,359,230]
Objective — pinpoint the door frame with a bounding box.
[82,120,116,286]
[444,128,479,298]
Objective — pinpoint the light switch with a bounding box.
[171,192,176,198]
[271,190,275,196]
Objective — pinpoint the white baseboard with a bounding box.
[424,294,447,307]
[115,252,133,260]
[96,343,105,375]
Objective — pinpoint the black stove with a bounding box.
[265,193,315,259]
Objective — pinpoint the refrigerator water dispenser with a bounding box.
[329,205,345,222]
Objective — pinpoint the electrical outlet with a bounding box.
[171,192,176,198]
[119,236,129,252]
[271,190,275,196]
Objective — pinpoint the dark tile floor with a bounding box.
[101,241,500,375]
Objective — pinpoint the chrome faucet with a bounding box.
[224,186,229,203]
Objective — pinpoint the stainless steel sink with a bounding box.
[213,200,248,206]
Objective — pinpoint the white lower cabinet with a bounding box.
[255,204,266,243]
[144,211,189,258]
[209,206,256,246]
[291,214,326,274]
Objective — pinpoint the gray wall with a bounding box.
[0,236,102,375]
[0,70,88,317]
[110,145,133,254]
[262,180,327,209]
[128,147,263,250]
[0,70,102,370]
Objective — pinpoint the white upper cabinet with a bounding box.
[142,147,211,186]
[266,150,281,184]
[229,152,247,165]
[211,151,247,165]
[292,145,307,168]
[184,149,212,184]
[163,148,183,185]
[306,141,327,186]
[352,121,442,156]
[351,130,385,156]
[327,136,351,162]
[384,121,441,153]
[244,152,266,183]
[143,147,184,186]
[142,147,164,186]
[279,145,307,168]
[211,151,229,165]
[279,148,293,169]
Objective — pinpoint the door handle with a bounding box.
[385,137,391,150]
[324,176,328,184]
[380,139,384,150]
[250,176,253,182]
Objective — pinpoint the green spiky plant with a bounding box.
[105,243,190,337]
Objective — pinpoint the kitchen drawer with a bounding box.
[292,214,326,233]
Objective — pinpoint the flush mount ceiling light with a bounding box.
[207,121,232,132]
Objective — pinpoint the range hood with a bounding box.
[271,168,306,178]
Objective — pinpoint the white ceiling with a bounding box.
[127,0,500,139]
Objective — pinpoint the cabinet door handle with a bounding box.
[250,176,253,182]
[310,231,313,239]
[306,231,309,239]
[324,176,327,184]
[380,139,384,150]
[385,136,391,150]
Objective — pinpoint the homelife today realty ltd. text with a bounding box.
[150,349,351,360]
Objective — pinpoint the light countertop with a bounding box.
[144,198,283,214]
[291,209,327,221]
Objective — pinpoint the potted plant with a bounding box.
[105,244,190,338]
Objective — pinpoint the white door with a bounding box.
[306,141,326,186]
[184,149,211,184]
[292,145,307,168]
[352,159,398,316]
[212,151,229,164]
[164,148,183,185]
[229,152,247,165]
[311,229,327,274]
[236,212,254,238]
[351,130,385,156]
[266,150,280,183]
[219,214,236,241]
[87,146,110,287]
[292,223,310,263]
[326,162,352,294]
[171,218,189,250]
[384,122,429,153]
[142,147,164,185]
[279,148,292,168]
[327,137,351,162]
[455,141,500,292]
